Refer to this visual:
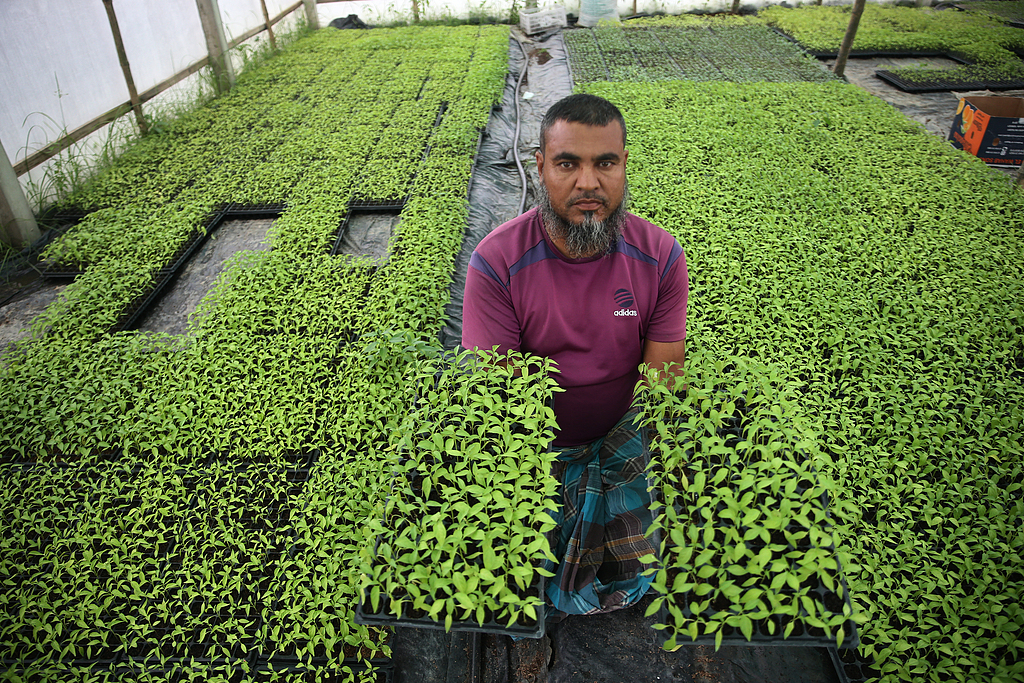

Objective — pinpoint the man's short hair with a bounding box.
[539,94,627,153]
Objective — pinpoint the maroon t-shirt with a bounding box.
[462,207,689,447]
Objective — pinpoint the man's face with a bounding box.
[536,120,628,228]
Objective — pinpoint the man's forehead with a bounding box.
[545,120,625,152]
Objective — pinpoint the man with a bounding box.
[461,93,689,620]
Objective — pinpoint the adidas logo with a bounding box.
[613,288,637,316]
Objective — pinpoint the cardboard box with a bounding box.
[948,96,1024,167]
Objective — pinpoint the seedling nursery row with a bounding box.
[1,9,1023,683]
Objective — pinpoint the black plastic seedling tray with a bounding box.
[252,661,394,683]
[356,582,547,639]
[875,70,1024,92]
[656,572,859,650]
[112,201,290,332]
[650,396,859,653]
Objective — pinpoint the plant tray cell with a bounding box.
[875,70,1024,92]
[354,583,546,638]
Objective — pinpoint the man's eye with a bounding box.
[559,161,574,168]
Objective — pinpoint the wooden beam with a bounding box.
[230,1,303,48]
[260,0,277,50]
[139,56,210,104]
[12,103,133,177]
[1,140,40,246]
[195,0,236,94]
[102,0,148,136]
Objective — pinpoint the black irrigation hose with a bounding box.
[512,32,530,217]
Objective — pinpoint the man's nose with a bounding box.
[575,164,600,191]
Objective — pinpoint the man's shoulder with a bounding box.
[474,208,544,262]
[623,212,673,240]
[621,212,682,259]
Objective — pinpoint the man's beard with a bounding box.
[539,182,630,259]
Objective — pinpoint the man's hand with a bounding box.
[642,338,686,382]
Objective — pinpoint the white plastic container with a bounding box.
[519,6,568,34]
[577,0,619,26]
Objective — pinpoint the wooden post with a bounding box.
[195,0,236,94]
[102,0,148,136]
[303,0,320,29]
[0,141,40,248]
[832,0,866,79]
[259,0,277,50]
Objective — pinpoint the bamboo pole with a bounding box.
[832,0,866,79]
[102,0,148,136]
[412,0,420,23]
[260,0,277,50]
[195,0,236,94]
[0,141,40,247]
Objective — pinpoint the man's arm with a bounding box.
[642,338,686,382]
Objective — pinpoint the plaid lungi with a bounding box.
[544,408,658,620]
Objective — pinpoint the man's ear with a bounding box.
[623,148,629,167]
[535,150,544,178]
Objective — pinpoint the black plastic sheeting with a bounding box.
[546,594,842,683]
[439,29,574,350]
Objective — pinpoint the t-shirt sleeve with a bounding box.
[461,251,522,354]
[645,242,688,343]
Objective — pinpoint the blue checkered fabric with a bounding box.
[543,409,657,621]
